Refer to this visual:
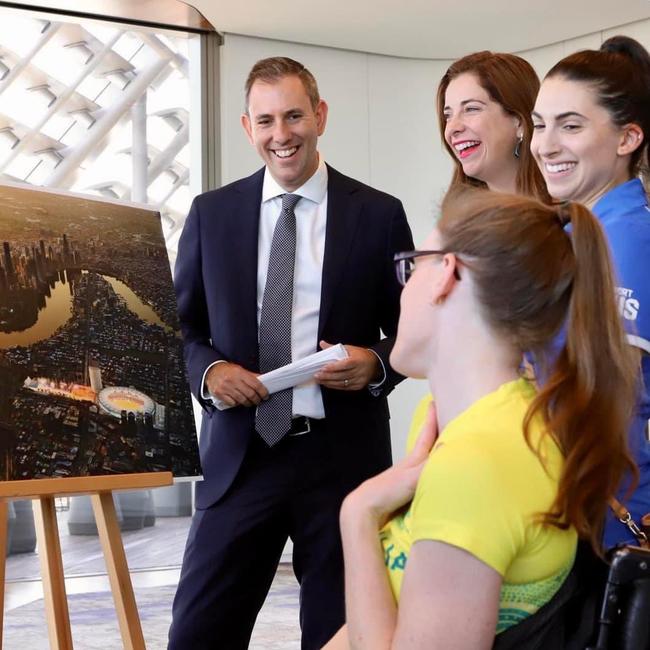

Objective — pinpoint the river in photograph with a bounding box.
[0,270,167,349]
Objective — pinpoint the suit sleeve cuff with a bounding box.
[367,348,386,397]
[201,360,227,406]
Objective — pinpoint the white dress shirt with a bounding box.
[256,158,328,418]
[202,157,328,418]
[201,157,386,415]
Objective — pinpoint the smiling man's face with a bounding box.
[242,75,328,192]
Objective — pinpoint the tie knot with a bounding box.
[281,193,301,212]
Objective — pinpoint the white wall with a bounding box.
[217,17,650,459]
[522,17,650,77]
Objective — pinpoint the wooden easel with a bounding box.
[0,472,173,649]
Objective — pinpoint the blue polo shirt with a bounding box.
[592,179,650,547]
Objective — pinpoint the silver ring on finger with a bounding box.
[344,378,349,388]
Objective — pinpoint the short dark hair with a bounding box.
[244,57,320,112]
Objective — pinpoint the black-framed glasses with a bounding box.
[393,250,461,286]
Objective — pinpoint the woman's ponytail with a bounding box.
[526,202,640,551]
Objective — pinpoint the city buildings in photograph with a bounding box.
[0,184,201,481]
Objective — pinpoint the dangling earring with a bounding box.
[514,134,523,159]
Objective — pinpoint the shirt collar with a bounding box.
[262,155,328,205]
[592,178,648,220]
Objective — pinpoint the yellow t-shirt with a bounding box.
[380,379,577,633]
[407,393,435,452]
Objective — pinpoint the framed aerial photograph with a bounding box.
[0,183,201,481]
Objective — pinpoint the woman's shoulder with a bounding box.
[597,180,650,241]
[408,378,536,449]
[442,378,538,445]
[420,379,561,497]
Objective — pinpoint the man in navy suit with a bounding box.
[169,57,413,650]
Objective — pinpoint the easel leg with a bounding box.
[0,500,8,648]
[33,496,73,650]
[91,492,145,650]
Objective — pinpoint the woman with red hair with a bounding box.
[324,188,637,649]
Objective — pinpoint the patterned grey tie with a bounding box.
[255,193,301,446]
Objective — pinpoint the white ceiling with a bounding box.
[189,0,650,59]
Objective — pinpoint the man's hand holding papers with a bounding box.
[213,343,349,411]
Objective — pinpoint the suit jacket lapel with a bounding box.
[231,168,263,367]
[318,165,362,338]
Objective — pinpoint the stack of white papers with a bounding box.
[214,343,349,410]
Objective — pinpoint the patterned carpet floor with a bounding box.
[3,565,301,650]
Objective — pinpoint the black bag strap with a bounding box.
[492,542,606,650]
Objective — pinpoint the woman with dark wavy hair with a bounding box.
[532,35,650,547]
[323,188,637,649]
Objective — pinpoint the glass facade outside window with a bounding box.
[0,9,198,259]
[0,7,202,627]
